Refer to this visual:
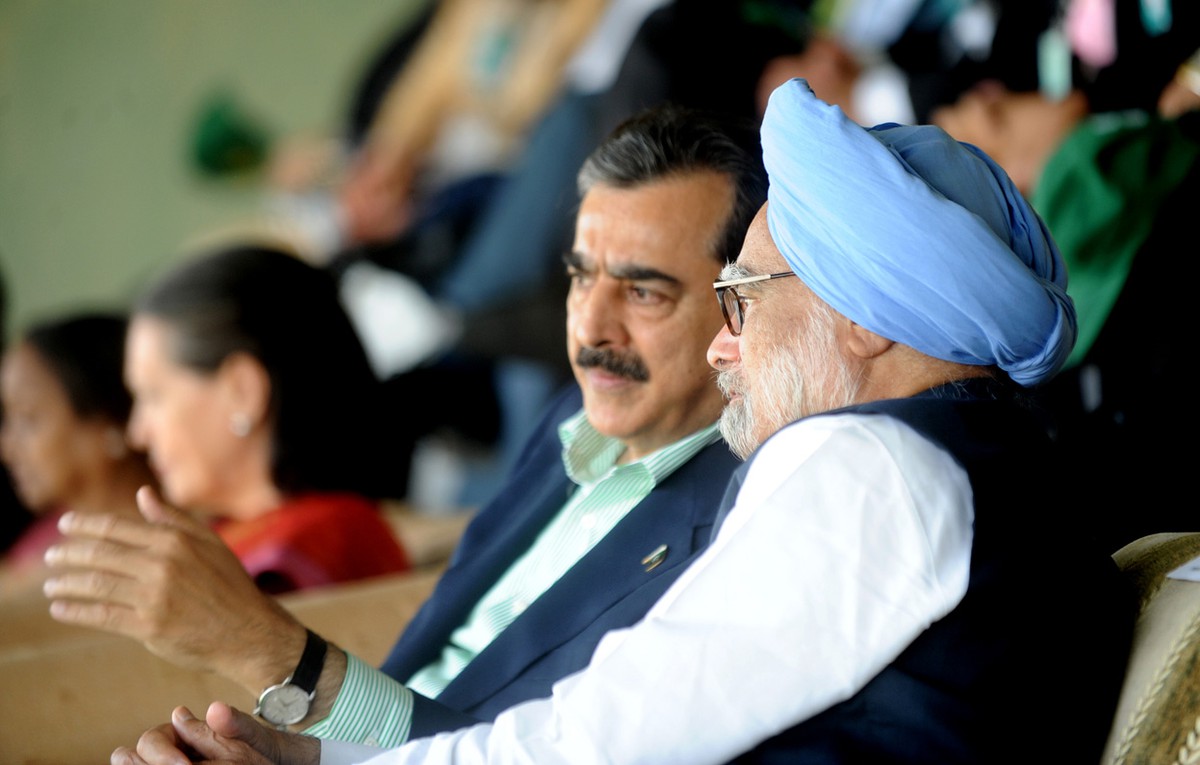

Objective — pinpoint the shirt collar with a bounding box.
[558,408,724,486]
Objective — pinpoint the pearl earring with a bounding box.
[230,413,252,438]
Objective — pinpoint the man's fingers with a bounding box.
[45,535,147,574]
[206,702,282,757]
[206,702,320,765]
[42,555,164,639]
[51,487,204,549]
[44,591,144,635]
[110,747,151,765]
[43,539,152,611]
[172,704,277,764]
[126,717,193,765]
[46,508,220,590]
[136,485,196,529]
[161,705,231,761]
[54,509,155,547]
[205,702,260,740]
[114,703,307,765]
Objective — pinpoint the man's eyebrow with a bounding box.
[563,251,683,286]
[609,263,682,285]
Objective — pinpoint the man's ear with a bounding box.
[844,321,893,360]
[217,351,271,425]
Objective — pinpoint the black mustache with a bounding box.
[575,347,650,382]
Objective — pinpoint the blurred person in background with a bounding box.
[1158,47,1200,117]
[116,244,413,594]
[0,312,153,599]
[930,0,1199,551]
[258,0,611,262]
[0,266,35,560]
[751,0,1062,127]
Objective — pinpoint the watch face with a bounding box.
[256,683,312,726]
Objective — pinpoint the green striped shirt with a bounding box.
[305,409,721,747]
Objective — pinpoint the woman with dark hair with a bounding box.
[124,244,411,593]
[0,265,34,559]
[0,312,154,596]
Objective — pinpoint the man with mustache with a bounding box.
[45,104,762,744]
[114,78,1134,765]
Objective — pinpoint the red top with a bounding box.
[214,493,410,594]
[4,508,64,573]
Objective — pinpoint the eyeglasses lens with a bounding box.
[719,287,743,336]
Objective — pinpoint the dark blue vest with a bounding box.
[723,379,1135,764]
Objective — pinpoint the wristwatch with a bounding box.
[254,629,328,728]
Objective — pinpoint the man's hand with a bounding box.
[43,486,308,694]
[336,146,416,246]
[110,703,321,765]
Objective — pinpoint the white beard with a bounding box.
[718,301,860,460]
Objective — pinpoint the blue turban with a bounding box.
[762,78,1075,387]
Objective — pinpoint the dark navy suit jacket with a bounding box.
[379,384,740,736]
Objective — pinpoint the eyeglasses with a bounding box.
[713,271,796,336]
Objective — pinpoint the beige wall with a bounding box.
[0,0,423,342]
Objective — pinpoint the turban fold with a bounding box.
[762,78,1076,387]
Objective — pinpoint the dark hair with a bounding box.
[134,244,392,498]
[577,104,768,266]
[24,313,133,425]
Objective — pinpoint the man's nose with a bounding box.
[707,323,740,371]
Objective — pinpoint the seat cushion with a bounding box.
[1104,532,1200,764]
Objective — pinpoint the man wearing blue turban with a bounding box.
[114,79,1134,765]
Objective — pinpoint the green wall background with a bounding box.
[0,0,422,342]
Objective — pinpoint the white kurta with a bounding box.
[321,412,974,765]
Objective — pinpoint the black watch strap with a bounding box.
[290,629,327,694]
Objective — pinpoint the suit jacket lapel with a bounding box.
[380,412,576,682]
[436,441,733,709]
